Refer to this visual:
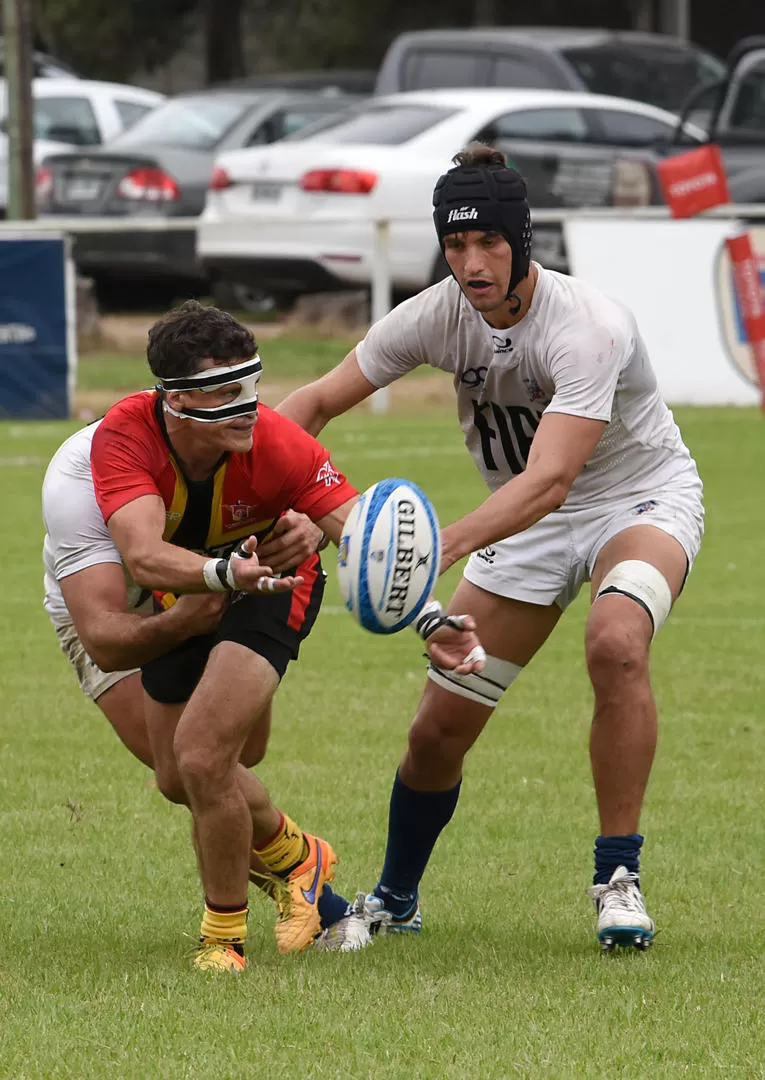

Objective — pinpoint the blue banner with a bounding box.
[0,237,71,419]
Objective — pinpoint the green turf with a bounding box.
[1,405,765,1079]
[77,334,359,393]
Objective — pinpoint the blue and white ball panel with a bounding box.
[337,478,441,634]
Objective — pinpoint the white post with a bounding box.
[659,0,690,40]
[632,0,653,31]
[370,218,392,414]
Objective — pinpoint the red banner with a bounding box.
[657,145,730,219]
[726,233,765,409]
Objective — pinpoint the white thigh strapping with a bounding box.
[594,560,673,638]
[427,654,521,708]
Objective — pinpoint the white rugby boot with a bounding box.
[312,893,374,952]
[586,865,655,952]
[364,892,422,935]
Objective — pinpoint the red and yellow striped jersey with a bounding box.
[90,391,355,557]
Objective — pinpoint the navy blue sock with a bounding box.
[317,884,351,929]
[374,770,461,917]
[594,834,644,885]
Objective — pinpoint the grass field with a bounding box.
[76,334,359,396]
[2,383,765,1078]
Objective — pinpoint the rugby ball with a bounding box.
[337,478,441,634]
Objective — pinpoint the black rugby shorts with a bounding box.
[141,556,326,704]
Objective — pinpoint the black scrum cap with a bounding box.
[433,162,532,294]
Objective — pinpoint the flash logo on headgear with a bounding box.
[447,206,479,223]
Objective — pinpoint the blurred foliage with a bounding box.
[30,0,645,85]
[245,0,638,73]
[34,0,198,82]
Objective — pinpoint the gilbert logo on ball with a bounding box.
[337,478,441,634]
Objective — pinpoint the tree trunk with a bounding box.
[204,0,245,85]
[2,0,36,219]
[474,0,495,24]
[631,0,655,31]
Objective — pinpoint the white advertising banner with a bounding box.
[563,218,765,406]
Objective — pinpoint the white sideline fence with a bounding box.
[2,205,765,412]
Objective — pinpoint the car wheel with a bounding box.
[211,280,284,314]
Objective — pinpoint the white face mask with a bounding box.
[159,356,262,422]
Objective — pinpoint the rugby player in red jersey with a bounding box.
[42,422,366,954]
[90,301,482,971]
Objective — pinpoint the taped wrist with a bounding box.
[203,558,231,592]
[203,542,252,592]
[414,600,445,639]
[414,600,468,640]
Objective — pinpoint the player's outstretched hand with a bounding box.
[257,510,323,572]
[426,615,486,675]
[229,536,305,594]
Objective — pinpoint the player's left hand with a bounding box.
[426,616,485,675]
[257,510,323,572]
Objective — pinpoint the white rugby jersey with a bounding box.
[356,265,699,509]
[42,422,145,629]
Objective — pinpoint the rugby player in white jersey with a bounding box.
[278,144,705,950]
[43,421,228,767]
[41,421,373,954]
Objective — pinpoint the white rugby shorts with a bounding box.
[54,622,137,701]
[464,479,704,610]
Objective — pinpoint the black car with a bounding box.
[38,87,362,306]
[375,27,726,114]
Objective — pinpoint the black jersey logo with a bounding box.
[460,366,488,388]
[472,401,545,474]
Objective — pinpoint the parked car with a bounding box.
[223,69,377,95]
[0,78,163,212]
[374,27,726,114]
[0,41,79,79]
[197,87,706,303]
[671,36,765,203]
[38,87,363,306]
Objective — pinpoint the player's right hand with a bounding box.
[171,593,228,636]
[229,536,305,594]
[426,615,486,674]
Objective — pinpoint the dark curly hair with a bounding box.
[147,300,258,380]
[452,142,507,169]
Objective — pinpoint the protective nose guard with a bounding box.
[159,355,262,422]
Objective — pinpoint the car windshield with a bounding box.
[283,103,456,145]
[562,44,726,112]
[110,95,255,150]
[727,58,765,135]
